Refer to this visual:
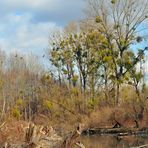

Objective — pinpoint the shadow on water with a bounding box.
[80,135,148,148]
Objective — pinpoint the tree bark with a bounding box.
[115,83,120,106]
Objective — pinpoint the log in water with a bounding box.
[82,127,148,136]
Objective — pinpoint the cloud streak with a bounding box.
[0,0,85,25]
[0,0,84,56]
[0,13,60,55]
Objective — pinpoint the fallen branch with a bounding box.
[82,126,148,136]
[130,144,148,148]
[113,120,123,128]
[0,121,6,129]
[25,123,43,144]
[62,124,85,148]
[3,123,84,148]
[76,141,85,148]
[51,100,76,115]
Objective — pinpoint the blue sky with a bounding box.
[0,0,85,57]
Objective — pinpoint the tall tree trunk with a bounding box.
[58,73,62,86]
[67,65,71,88]
[91,74,95,98]
[115,83,120,106]
[83,75,87,92]
[104,66,109,102]
[79,73,83,92]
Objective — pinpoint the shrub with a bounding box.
[12,107,21,120]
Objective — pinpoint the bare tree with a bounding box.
[84,0,148,105]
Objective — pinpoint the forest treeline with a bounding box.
[49,0,148,127]
[0,0,148,130]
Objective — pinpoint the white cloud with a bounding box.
[0,13,62,56]
[0,0,84,58]
[0,0,85,24]
[0,0,85,70]
[144,56,148,74]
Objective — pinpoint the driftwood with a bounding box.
[25,123,63,147]
[82,127,148,136]
[61,124,85,148]
[3,123,62,148]
[25,123,44,146]
[113,121,123,128]
[0,122,6,130]
[3,123,85,148]
[76,141,86,148]
[130,144,148,148]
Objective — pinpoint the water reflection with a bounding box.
[81,135,148,148]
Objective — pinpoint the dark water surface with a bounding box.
[81,135,148,148]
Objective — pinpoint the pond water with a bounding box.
[81,135,148,148]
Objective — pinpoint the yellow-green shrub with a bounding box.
[12,107,21,119]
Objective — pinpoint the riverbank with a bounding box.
[0,121,84,148]
[1,118,148,147]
